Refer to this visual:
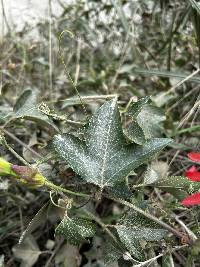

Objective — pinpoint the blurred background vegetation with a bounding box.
[0,0,200,266]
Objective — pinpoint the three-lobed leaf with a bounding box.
[53,98,172,189]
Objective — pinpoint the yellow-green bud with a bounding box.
[0,157,46,187]
[0,157,16,176]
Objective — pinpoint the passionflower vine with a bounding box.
[181,152,200,207]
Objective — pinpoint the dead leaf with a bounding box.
[55,243,81,267]
[12,235,41,267]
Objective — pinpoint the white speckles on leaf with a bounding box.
[53,99,172,189]
[115,211,167,259]
[55,216,96,245]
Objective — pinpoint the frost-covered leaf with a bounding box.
[103,239,124,265]
[127,96,151,117]
[137,105,166,139]
[127,97,166,142]
[12,89,58,131]
[153,176,200,200]
[55,216,96,245]
[107,181,133,199]
[125,121,146,145]
[116,228,143,260]
[12,235,41,267]
[116,211,167,260]
[53,98,172,189]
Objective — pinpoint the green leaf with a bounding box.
[153,176,200,200]
[115,211,167,260]
[127,98,166,142]
[53,99,172,189]
[55,216,96,245]
[103,239,123,265]
[116,228,144,260]
[12,89,58,131]
[127,96,151,116]
[125,121,146,145]
[117,211,168,241]
[154,176,200,192]
[107,181,133,199]
[137,105,166,139]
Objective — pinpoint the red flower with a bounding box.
[188,152,200,163]
[185,166,200,182]
[181,152,200,207]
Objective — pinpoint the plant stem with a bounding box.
[44,180,89,198]
[1,128,42,159]
[105,195,188,242]
[83,209,118,243]
[134,245,187,267]
[0,134,31,167]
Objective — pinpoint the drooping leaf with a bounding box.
[125,121,146,145]
[19,202,49,244]
[12,89,58,131]
[115,211,167,260]
[127,97,166,143]
[53,98,172,189]
[55,216,96,245]
[137,105,166,139]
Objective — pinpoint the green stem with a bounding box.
[0,134,31,167]
[83,209,118,243]
[44,180,90,198]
